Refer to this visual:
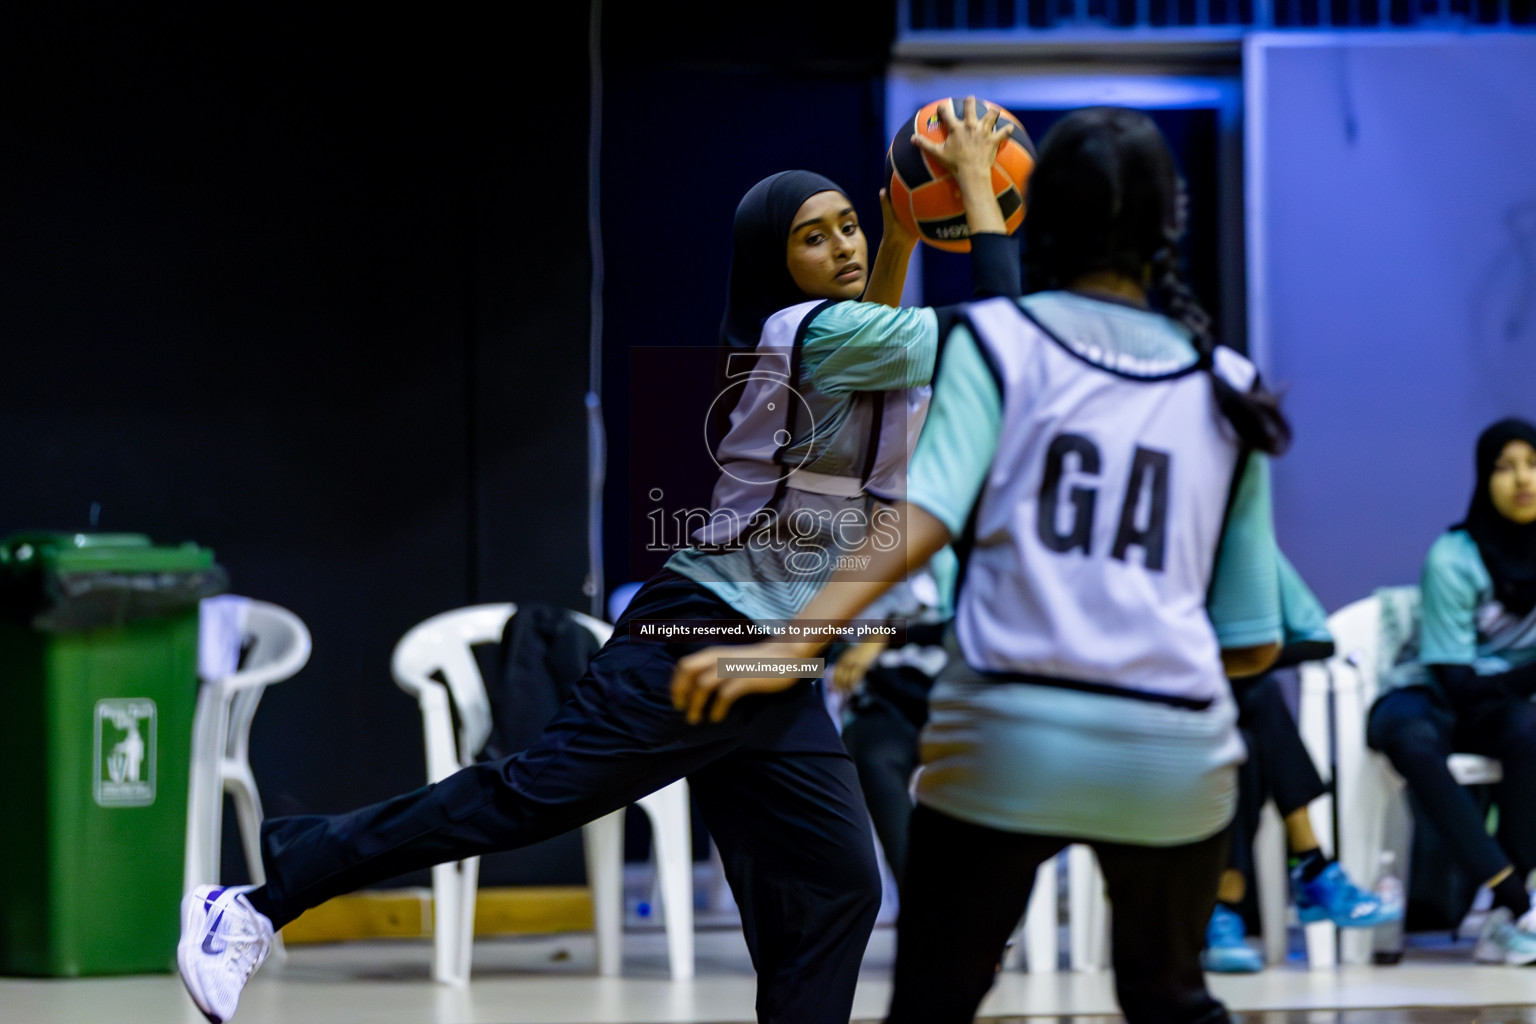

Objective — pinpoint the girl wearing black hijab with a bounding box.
[1368,417,1536,966]
[177,100,1021,1024]
[676,104,1289,1024]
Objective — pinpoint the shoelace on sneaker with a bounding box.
[196,888,268,989]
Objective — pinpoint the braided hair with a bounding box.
[1023,107,1290,456]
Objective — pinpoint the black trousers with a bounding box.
[256,570,882,1024]
[1368,685,1536,885]
[886,805,1232,1024]
[1227,671,1329,888]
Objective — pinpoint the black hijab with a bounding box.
[712,170,848,441]
[718,170,849,354]
[1458,417,1536,617]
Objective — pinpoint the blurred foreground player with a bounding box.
[674,106,1293,1024]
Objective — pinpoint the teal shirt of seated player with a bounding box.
[1382,529,1536,695]
[900,292,1281,845]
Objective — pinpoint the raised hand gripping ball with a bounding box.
[884,97,1036,253]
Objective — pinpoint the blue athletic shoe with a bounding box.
[1473,906,1536,965]
[1201,904,1262,973]
[1291,860,1403,928]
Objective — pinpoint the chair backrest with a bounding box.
[201,597,313,693]
[239,601,314,686]
[1325,586,1419,708]
[391,603,612,768]
[1325,595,1385,705]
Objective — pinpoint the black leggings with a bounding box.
[885,805,1232,1024]
[253,571,882,1024]
[1228,671,1329,885]
[1368,685,1536,885]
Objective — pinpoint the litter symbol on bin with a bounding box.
[93,699,156,807]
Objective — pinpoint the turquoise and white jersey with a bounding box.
[1383,529,1536,693]
[906,290,1281,846]
[667,298,941,624]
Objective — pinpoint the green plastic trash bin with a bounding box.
[0,532,227,976]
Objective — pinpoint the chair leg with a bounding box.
[1254,803,1291,966]
[1302,919,1338,969]
[456,855,479,982]
[584,809,626,977]
[638,782,695,981]
[184,687,228,896]
[225,766,267,885]
[1068,845,1108,971]
[1023,853,1059,973]
[431,859,472,986]
[224,766,286,961]
[1299,804,1339,970]
[1002,913,1027,970]
[1339,756,1404,966]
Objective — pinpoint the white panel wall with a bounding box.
[1246,34,1536,610]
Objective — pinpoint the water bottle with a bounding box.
[1370,851,1406,964]
[1374,851,1404,918]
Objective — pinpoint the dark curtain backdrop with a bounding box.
[3,5,595,886]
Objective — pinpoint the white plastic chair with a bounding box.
[391,603,694,986]
[1002,844,1110,973]
[1312,589,1503,965]
[184,598,313,910]
[1250,661,1340,968]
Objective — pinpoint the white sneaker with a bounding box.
[177,885,274,1022]
[1472,905,1536,966]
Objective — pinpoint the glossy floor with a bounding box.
[5,923,1536,1024]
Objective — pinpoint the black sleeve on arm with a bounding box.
[1430,663,1512,706]
[967,231,1022,299]
[1273,638,1335,669]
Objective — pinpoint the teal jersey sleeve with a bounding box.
[905,324,1002,537]
[928,544,959,620]
[1417,530,1490,665]
[1206,454,1283,649]
[1277,549,1332,645]
[800,302,941,395]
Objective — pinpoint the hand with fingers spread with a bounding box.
[911,95,1012,238]
[671,641,817,725]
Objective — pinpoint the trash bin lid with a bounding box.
[0,532,213,573]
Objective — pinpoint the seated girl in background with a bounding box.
[1367,417,1536,966]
